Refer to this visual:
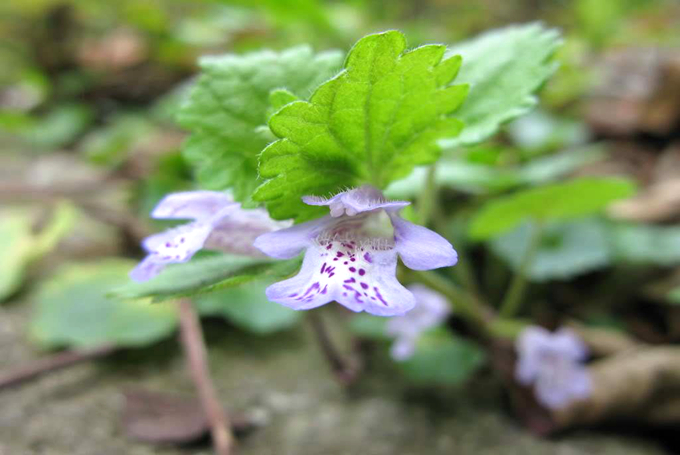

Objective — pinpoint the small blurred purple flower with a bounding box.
[254,185,457,317]
[515,326,592,410]
[385,284,451,361]
[130,191,288,281]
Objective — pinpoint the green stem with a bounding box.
[499,221,543,318]
[417,165,438,226]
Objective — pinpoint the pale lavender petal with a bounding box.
[515,325,592,409]
[341,249,414,317]
[553,328,590,362]
[206,207,291,257]
[408,284,451,325]
[515,354,540,385]
[254,216,333,259]
[535,377,572,410]
[265,236,414,316]
[151,191,235,220]
[390,337,417,361]
[389,214,458,270]
[129,255,166,281]
[131,222,213,282]
[265,247,333,311]
[568,367,592,400]
[303,185,409,217]
[515,326,552,384]
[386,284,450,340]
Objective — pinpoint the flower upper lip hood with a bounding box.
[130,191,288,282]
[254,185,458,317]
[515,326,592,410]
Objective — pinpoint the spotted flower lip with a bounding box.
[386,284,451,361]
[254,185,458,317]
[515,326,592,410]
[130,191,288,282]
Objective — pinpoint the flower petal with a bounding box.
[535,376,572,410]
[265,247,335,311]
[389,214,458,270]
[303,185,409,217]
[151,191,235,220]
[205,207,290,257]
[515,326,552,384]
[254,216,331,259]
[129,255,166,281]
[390,337,417,361]
[553,328,589,361]
[265,237,415,316]
[567,366,592,400]
[131,222,213,282]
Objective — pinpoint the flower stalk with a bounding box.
[500,221,544,318]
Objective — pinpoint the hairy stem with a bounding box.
[307,311,359,386]
[499,222,543,318]
[178,299,234,455]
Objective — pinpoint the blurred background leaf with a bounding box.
[30,259,178,349]
[194,280,301,334]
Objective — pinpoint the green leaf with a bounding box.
[195,280,300,334]
[469,177,636,240]
[610,223,680,266]
[491,219,611,282]
[0,203,76,302]
[30,260,178,349]
[441,23,562,148]
[111,254,300,302]
[254,30,468,221]
[399,331,486,385]
[23,104,94,149]
[667,287,680,306]
[178,46,343,203]
[386,145,604,198]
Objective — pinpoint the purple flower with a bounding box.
[515,326,592,410]
[254,185,458,316]
[131,191,288,281]
[386,284,451,360]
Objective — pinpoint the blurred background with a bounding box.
[1,0,680,454]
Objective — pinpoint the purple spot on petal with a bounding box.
[349,267,356,273]
[358,269,365,276]
[344,278,356,283]
[374,286,389,306]
[360,282,368,290]
[363,253,372,263]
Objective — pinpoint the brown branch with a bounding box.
[307,311,360,386]
[0,344,117,391]
[177,299,234,455]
